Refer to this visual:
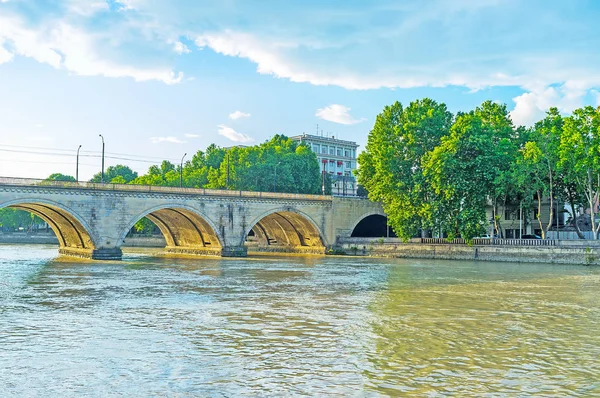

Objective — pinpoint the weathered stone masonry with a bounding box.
[0,180,384,260]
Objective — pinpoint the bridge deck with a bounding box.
[0,176,332,202]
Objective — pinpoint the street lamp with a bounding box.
[76,144,82,182]
[99,134,105,183]
[273,161,281,192]
[226,152,230,189]
[180,153,187,188]
[321,160,326,195]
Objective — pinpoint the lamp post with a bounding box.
[321,161,326,195]
[98,134,105,183]
[76,144,82,182]
[180,153,187,188]
[226,152,230,189]
[273,161,281,192]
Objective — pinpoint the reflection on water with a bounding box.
[1,244,600,396]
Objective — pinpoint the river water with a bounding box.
[1,244,599,396]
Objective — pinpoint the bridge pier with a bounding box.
[221,246,248,257]
[59,247,123,261]
[163,245,248,257]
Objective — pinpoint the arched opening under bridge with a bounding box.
[122,206,223,257]
[351,214,396,238]
[245,210,325,254]
[0,200,98,258]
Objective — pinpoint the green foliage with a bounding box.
[130,135,323,194]
[90,164,138,183]
[46,173,76,182]
[0,208,45,231]
[356,98,453,240]
[133,217,158,235]
[358,99,600,241]
[559,106,600,237]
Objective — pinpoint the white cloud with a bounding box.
[184,133,199,138]
[510,90,555,127]
[0,12,183,84]
[149,136,186,144]
[316,104,365,125]
[510,84,592,126]
[0,46,12,63]
[217,124,253,143]
[173,41,190,54]
[65,0,109,16]
[592,90,600,107]
[0,0,599,109]
[228,110,251,120]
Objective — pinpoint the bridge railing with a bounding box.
[0,176,332,202]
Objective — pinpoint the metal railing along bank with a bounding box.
[0,176,332,202]
[341,237,561,247]
[420,238,556,246]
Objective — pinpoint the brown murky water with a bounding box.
[1,244,599,396]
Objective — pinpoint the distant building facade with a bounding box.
[290,133,359,196]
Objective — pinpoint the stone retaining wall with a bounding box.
[336,239,600,265]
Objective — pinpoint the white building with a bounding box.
[290,133,359,196]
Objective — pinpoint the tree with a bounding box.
[356,99,453,240]
[422,101,516,241]
[559,106,600,239]
[519,108,563,239]
[46,173,76,182]
[131,161,178,186]
[90,165,138,183]
[0,208,44,232]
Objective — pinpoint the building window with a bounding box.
[330,147,335,155]
[344,150,349,157]
[313,144,320,152]
[337,149,342,156]
[346,161,351,168]
[322,145,328,154]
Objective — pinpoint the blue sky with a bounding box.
[0,0,599,180]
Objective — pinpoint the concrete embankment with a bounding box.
[336,237,600,266]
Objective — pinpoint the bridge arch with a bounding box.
[0,198,97,252]
[119,204,224,255]
[350,212,395,238]
[244,208,327,254]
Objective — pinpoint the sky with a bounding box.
[0,0,599,180]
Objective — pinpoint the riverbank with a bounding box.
[3,233,600,265]
[335,237,600,266]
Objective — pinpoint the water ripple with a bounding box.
[0,245,599,396]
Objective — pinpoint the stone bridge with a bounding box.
[0,177,385,260]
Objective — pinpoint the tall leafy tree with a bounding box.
[422,101,516,241]
[559,106,600,239]
[520,108,563,239]
[356,99,453,240]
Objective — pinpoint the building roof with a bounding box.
[289,133,358,147]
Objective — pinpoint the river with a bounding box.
[1,244,599,396]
